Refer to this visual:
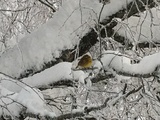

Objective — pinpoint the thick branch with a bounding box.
[115,69,154,78]
[38,79,75,90]
[19,0,156,78]
[37,72,114,90]
[37,66,157,90]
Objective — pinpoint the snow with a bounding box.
[0,62,90,92]
[114,7,160,44]
[0,0,133,78]
[0,85,20,117]
[22,62,72,87]
[0,84,56,117]
[72,70,87,84]
[0,74,24,92]
[16,86,56,117]
[22,61,93,87]
[100,50,160,75]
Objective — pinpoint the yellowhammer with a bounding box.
[76,54,92,69]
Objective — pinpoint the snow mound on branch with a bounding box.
[16,86,56,117]
[0,85,20,117]
[0,85,56,117]
[22,62,73,87]
[0,62,90,92]
[101,50,160,75]
[0,74,24,92]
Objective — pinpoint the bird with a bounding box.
[76,54,92,69]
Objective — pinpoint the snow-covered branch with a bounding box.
[99,51,160,78]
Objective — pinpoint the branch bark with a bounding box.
[37,0,56,12]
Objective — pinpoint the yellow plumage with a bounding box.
[76,54,92,69]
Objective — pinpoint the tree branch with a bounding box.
[37,0,56,12]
